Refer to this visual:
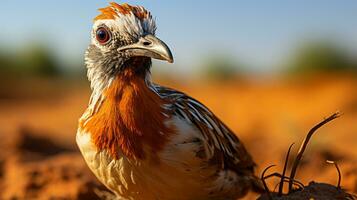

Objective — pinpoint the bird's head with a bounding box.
[85,2,173,89]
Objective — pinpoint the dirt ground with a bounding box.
[0,75,356,199]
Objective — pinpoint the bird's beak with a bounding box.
[117,34,174,63]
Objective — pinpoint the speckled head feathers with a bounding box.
[85,2,171,101]
[91,2,156,42]
[94,2,151,22]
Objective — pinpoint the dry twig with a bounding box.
[264,172,304,189]
[261,165,276,200]
[326,160,341,189]
[278,143,295,196]
[288,112,341,192]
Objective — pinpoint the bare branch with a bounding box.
[326,160,341,188]
[278,143,295,196]
[263,172,305,189]
[261,165,276,200]
[288,112,341,192]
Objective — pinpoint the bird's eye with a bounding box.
[96,27,111,44]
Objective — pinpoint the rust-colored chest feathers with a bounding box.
[81,69,173,159]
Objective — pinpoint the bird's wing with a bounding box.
[152,84,256,174]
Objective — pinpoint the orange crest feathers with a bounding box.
[94,2,149,21]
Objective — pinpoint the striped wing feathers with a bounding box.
[154,85,255,173]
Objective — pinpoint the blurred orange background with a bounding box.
[0,1,356,199]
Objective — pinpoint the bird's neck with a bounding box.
[81,60,173,160]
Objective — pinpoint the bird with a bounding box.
[76,2,263,200]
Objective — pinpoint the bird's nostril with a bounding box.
[143,41,151,46]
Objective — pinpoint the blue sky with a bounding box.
[1,0,357,73]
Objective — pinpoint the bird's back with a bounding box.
[153,84,256,171]
[151,84,262,198]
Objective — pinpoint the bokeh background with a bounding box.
[0,0,357,199]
